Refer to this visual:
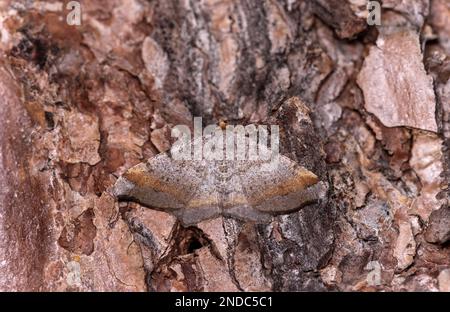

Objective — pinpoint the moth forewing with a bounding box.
[113,154,204,211]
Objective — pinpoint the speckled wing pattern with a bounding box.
[112,134,326,226]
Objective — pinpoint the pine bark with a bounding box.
[0,0,449,291]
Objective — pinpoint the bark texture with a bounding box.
[0,0,449,291]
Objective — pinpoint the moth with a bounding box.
[112,120,327,226]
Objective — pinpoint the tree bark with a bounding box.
[0,0,449,291]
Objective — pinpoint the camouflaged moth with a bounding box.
[112,119,326,226]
